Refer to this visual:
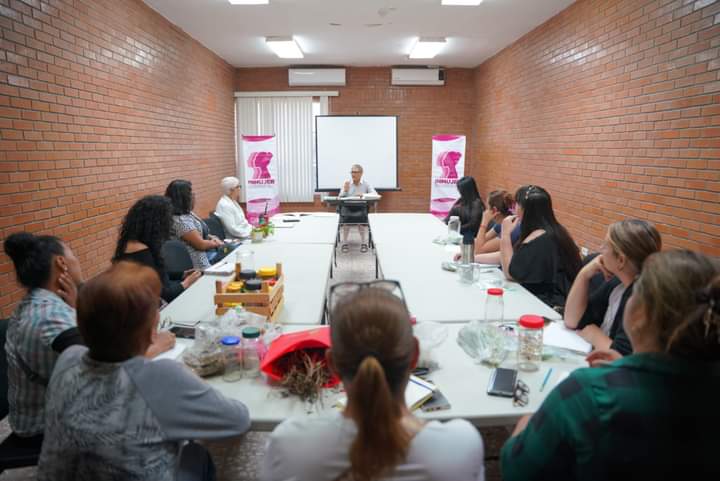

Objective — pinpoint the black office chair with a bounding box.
[205,213,226,240]
[0,318,42,473]
[337,199,371,253]
[162,240,194,280]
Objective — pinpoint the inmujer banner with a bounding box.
[429,135,466,219]
[241,135,280,224]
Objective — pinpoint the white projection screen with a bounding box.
[315,115,399,191]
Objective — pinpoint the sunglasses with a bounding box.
[327,280,408,319]
[513,379,530,407]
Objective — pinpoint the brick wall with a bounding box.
[0,0,236,316]
[236,67,476,213]
[471,0,720,255]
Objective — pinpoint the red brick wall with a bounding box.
[472,0,720,255]
[236,67,476,213]
[0,0,236,316]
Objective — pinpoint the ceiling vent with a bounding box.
[288,68,346,86]
[391,67,445,86]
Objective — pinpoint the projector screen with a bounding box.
[315,115,398,191]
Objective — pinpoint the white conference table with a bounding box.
[161,243,333,326]
[169,323,585,430]
[369,214,562,323]
[267,213,339,245]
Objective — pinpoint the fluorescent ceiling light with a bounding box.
[409,37,446,59]
[441,0,483,5]
[229,0,269,4]
[266,36,304,59]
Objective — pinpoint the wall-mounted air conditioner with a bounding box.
[391,67,445,86]
[288,68,346,86]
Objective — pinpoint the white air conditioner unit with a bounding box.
[391,67,445,86]
[288,68,346,86]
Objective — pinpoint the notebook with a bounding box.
[336,375,437,411]
[544,322,593,354]
[203,259,236,276]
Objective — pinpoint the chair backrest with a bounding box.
[161,240,193,280]
[0,319,10,420]
[205,214,226,239]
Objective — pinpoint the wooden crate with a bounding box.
[214,262,284,322]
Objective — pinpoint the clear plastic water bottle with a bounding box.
[484,288,504,322]
[241,327,264,378]
[220,336,243,382]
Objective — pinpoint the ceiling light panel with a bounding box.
[441,0,483,5]
[409,37,447,59]
[266,37,304,59]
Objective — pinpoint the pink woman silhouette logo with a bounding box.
[247,151,273,180]
[436,151,461,179]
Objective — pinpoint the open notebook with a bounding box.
[336,375,437,411]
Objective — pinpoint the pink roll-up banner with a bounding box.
[242,135,280,224]
[429,134,466,219]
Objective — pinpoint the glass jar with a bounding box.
[241,327,264,378]
[220,336,243,382]
[517,315,544,372]
[484,288,504,322]
[235,249,255,271]
[447,216,461,241]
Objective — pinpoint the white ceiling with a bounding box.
[144,0,576,68]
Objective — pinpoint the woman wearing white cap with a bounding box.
[215,177,253,239]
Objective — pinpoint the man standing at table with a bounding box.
[338,164,377,253]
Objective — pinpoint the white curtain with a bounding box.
[236,96,314,202]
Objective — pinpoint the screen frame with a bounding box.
[314,114,401,192]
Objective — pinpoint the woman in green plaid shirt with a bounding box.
[502,250,720,481]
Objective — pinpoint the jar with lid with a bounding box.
[517,315,544,372]
[220,336,243,382]
[241,327,264,378]
[484,288,504,322]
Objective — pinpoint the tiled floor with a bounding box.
[0,234,510,480]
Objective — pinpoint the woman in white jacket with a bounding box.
[215,177,253,239]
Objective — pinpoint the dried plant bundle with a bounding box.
[279,349,330,403]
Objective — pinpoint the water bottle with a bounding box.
[484,288,504,322]
[447,216,461,242]
[460,238,475,265]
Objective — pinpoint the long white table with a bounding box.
[169,323,585,430]
[267,213,338,244]
[369,214,562,323]
[161,243,333,326]
[161,212,578,431]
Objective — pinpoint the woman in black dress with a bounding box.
[500,185,582,309]
[444,176,486,242]
[113,195,201,303]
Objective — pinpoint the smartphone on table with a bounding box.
[487,368,518,398]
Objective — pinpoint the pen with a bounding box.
[539,368,553,392]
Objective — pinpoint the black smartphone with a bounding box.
[421,389,451,412]
[169,326,196,339]
[487,368,518,398]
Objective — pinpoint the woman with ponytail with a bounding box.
[502,250,720,480]
[261,286,485,481]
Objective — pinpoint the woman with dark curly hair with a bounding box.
[113,195,201,303]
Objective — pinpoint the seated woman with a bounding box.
[215,176,252,239]
[564,220,661,356]
[261,287,485,481]
[500,185,582,308]
[501,250,720,480]
[165,179,224,269]
[444,176,486,242]
[3,232,84,448]
[38,261,251,481]
[475,189,520,254]
[113,195,202,303]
